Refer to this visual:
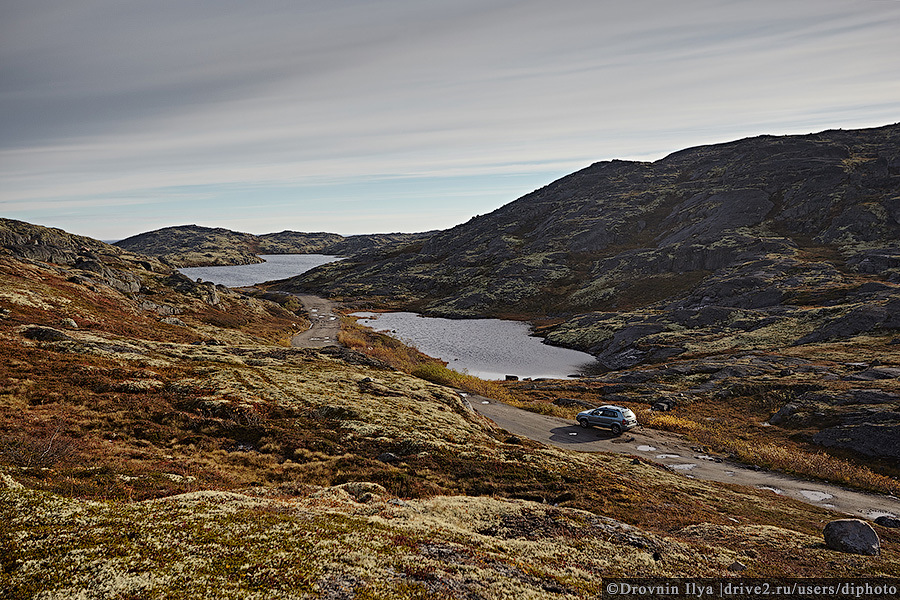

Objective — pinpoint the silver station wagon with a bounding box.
[576,405,638,435]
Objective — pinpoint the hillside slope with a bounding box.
[4,219,899,596]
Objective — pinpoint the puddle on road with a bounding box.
[636,445,657,452]
[671,464,697,471]
[695,455,716,461]
[656,454,681,459]
[757,486,784,495]
[723,471,735,477]
[799,490,834,502]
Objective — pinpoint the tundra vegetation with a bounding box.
[2,124,900,598]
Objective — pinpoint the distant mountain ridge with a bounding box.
[115,224,432,267]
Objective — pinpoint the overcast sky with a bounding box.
[2,0,899,240]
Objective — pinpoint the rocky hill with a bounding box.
[4,219,899,596]
[282,124,900,355]
[276,124,900,466]
[115,224,432,267]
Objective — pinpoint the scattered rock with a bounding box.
[0,308,10,319]
[823,519,880,556]
[505,375,519,381]
[376,452,401,464]
[837,389,900,405]
[552,397,594,409]
[728,561,748,572]
[60,318,78,329]
[160,316,187,327]
[874,516,900,528]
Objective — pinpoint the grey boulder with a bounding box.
[823,519,880,556]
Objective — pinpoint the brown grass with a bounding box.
[409,363,515,402]
[338,317,442,373]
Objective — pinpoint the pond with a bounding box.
[178,254,341,287]
[352,311,598,380]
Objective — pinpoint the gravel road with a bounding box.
[290,295,341,348]
[470,395,900,521]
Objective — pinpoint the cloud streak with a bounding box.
[1,0,899,238]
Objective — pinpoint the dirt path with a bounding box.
[469,395,900,521]
[289,295,341,348]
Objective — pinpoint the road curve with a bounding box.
[469,395,900,521]
[290,295,341,348]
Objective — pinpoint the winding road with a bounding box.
[289,294,341,348]
[469,395,900,521]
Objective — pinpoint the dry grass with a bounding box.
[338,317,440,373]
[409,363,515,403]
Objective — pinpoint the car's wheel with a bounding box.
[610,424,622,435]
[578,419,589,429]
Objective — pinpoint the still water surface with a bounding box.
[352,311,597,380]
[178,254,340,287]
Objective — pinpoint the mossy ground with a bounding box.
[2,251,900,598]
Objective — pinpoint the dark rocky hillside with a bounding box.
[115,224,432,267]
[282,124,900,356]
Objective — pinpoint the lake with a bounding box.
[351,311,598,380]
[178,254,341,287]
[178,257,599,379]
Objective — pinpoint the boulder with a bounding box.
[376,452,400,464]
[844,367,900,381]
[874,516,900,528]
[823,519,880,556]
[23,326,73,342]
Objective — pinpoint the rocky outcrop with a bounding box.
[811,423,900,461]
[0,218,171,295]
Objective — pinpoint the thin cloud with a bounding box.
[1,0,899,237]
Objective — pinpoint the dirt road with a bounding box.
[470,396,900,521]
[290,295,341,348]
